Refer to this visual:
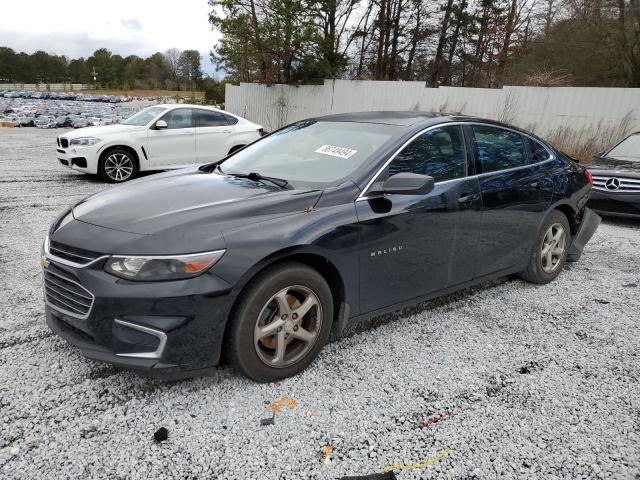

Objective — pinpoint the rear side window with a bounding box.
[388,126,467,182]
[160,109,193,129]
[197,110,238,127]
[527,137,551,163]
[473,125,527,173]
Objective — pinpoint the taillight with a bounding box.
[584,169,593,185]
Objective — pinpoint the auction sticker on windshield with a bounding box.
[315,144,358,159]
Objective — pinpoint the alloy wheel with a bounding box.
[104,153,134,182]
[253,285,323,368]
[540,222,567,273]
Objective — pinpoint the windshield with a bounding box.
[607,133,640,162]
[121,106,167,126]
[219,120,397,187]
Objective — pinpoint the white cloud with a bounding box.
[120,18,143,31]
[0,0,221,75]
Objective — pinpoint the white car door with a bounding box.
[146,108,196,168]
[195,109,236,163]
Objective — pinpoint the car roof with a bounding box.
[154,103,244,120]
[156,103,221,111]
[316,111,466,126]
[315,111,543,138]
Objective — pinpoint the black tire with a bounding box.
[225,262,333,382]
[99,148,138,183]
[519,210,571,284]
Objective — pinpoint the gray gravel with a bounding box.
[1,128,639,479]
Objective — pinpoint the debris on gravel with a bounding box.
[0,128,639,479]
[153,427,169,443]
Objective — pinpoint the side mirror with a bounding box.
[369,172,435,196]
[155,120,168,129]
[594,150,604,158]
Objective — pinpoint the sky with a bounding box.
[0,0,222,77]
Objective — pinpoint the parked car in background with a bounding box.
[43,112,600,382]
[55,105,263,182]
[587,132,640,218]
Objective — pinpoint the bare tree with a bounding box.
[163,48,182,80]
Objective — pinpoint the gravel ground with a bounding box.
[1,128,639,479]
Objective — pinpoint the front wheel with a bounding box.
[99,148,138,183]
[225,262,333,382]
[519,210,571,284]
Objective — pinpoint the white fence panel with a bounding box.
[226,80,640,146]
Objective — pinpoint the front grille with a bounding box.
[593,175,640,193]
[49,241,101,266]
[60,138,69,148]
[44,270,94,319]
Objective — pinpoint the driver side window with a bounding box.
[160,109,193,129]
[388,126,467,182]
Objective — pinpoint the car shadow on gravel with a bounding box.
[600,216,640,229]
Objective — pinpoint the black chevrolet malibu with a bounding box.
[43,112,601,382]
[587,131,640,218]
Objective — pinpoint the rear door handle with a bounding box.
[529,181,540,188]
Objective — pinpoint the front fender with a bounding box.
[97,139,148,169]
[214,202,360,315]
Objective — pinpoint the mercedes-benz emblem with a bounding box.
[605,177,621,190]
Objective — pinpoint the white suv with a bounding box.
[55,104,263,182]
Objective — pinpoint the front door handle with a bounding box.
[529,181,540,188]
[458,193,480,204]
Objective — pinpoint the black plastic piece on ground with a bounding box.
[338,472,397,480]
[260,414,275,426]
[153,427,168,442]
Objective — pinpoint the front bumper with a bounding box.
[587,190,640,219]
[43,258,235,378]
[55,144,100,175]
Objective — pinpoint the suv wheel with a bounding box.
[225,262,333,382]
[99,149,138,183]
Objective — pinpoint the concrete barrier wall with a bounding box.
[0,83,93,91]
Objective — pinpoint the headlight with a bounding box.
[69,137,101,146]
[104,250,225,281]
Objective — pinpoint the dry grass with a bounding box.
[543,111,635,163]
[523,70,574,87]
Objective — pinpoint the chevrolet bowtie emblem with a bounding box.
[40,256,50,269]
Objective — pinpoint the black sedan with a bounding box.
[587,131,640,218]
[42,112,600,382]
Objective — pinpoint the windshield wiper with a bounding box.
[225,171,290,189]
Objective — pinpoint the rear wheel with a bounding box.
[99,148,138,183]
[519,210,571,284]
[225,262,333,382]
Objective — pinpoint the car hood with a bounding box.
[61,124,146,139]
[588,156,640,174]
[72,169,323,239]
